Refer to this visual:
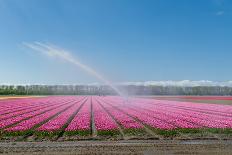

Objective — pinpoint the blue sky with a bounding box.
[0,0,231,84]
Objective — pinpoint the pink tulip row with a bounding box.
[129,100,228,128]
[136,101,232,128]
[103,97,175,129]
[0,100,63,121]
[5,97,82,132]
[130,105,199,129]
[131,97,232,122]
[104,96,232,129]
[96,97,143,129]
[0,101,69,129]
[0,97,68,116]
[0,98,49,115]
[92,97,119,131]
[134,97,232,114]
[156,101,232,117]
[65,97,91,131]
[2,96,232,134]
[37,97,86,132]
[0,97,41,108]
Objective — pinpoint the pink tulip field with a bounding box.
[0,96,232,139]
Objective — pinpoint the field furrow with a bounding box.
[65,97,91,132]
[92,97,119,133]
[1,95,232,140]
[37,97,86,132]
[4,97,84,132]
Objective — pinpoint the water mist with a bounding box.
[23,42,124,97]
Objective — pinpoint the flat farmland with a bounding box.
[149,96,232,105]
[0,96,232,142]
[0,96,40,100]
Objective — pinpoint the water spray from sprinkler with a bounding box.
[23,42,125,97]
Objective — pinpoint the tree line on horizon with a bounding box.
[0,85,232,96]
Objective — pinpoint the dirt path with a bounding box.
[0,96,44,100]
[0,140,231,155]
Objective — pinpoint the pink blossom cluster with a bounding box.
[5,97,79,132]
[1,95,232,134]
[104,96,232,129]
[0,102,66,128]
[96,97,143,129]
[139,101,232,128]
[0,98,51,115]
[0,101,59,121]
[104,97,175,129]
[132,97,232,123]
[65,97,91,131]
[92,97,118,131]
[37,97,85,131]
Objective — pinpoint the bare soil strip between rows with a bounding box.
[99,98,160,139]
[4,97,87,139]
[0,97,73,115]
[122,102,211,138]
[0,100,55,116]
[29,97,87,131]
[0,100,70,121]
[126,102,205,128]
[103,98,232,139]
[0,97,48,109]
[1,101,73,130]
[96,98,124,139]
[2,98,86,129]
[104,98,180,128]
[1,96,231,142]
[90,97,97,138]
[56,98,88,140]
[106,98,228,133]
[103,98,218,139]
[132,102,222,129]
